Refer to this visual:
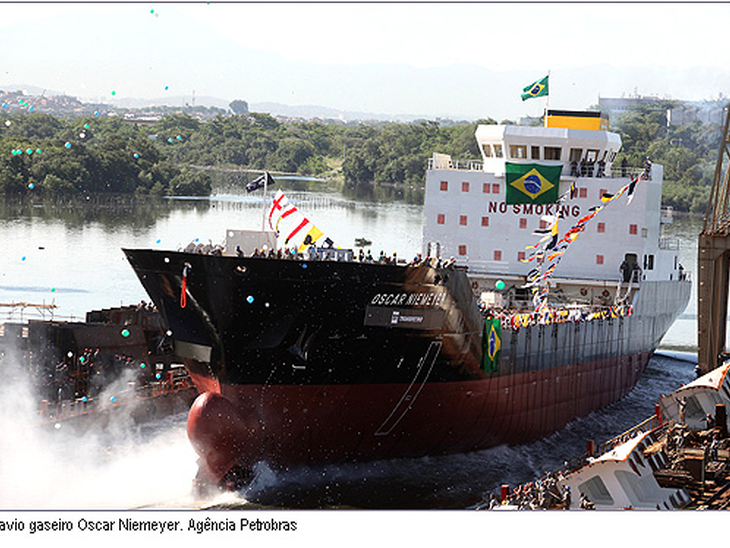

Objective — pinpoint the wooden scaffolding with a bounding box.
[698,102,730,374]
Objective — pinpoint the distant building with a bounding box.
[599,94,726,128]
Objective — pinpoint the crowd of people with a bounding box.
[476,470,593,510]
[479,301,634,330]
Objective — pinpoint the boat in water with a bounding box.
[123,109,691,488]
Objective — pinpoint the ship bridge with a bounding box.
[476,110,622,176]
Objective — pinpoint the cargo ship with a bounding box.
[124,109,690,488]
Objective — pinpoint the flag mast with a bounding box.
[544,69,551,127]
[262,172,268,231]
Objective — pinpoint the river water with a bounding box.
[0,189,702,509]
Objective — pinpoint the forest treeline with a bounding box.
[0,103,722,212]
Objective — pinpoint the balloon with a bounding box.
[28,183,34,190]
[94,111,99,116]
[496,280,506,290]
[121,328,130,338]
[65,142,71,149]
[133,153,139,159]
[246,295,254,304]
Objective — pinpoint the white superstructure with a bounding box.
[423,110,683,289]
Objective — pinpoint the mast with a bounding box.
[262,172,268,231]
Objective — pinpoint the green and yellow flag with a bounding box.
[482,318,501,373]
[505,163,562,204]
[521,75,549,101]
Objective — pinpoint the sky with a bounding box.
[2,1,730,120]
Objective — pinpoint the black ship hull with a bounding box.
[124,249,690,482]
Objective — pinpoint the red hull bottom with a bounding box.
[187,351,651,483]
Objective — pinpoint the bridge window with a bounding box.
[482,144,493,158]
[531,146,540,160]
[483,183,491,193]
[586,149,599,161]
[570,148,583,161]
[492,183,500,194]
[462,181,470,192]
[544,146,562,160]
[509,145,527,159]
[440,181,448,191]
[493,144,503,158]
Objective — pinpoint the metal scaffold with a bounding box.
[698,102,730,374]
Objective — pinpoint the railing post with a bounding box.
[655,404,663,428]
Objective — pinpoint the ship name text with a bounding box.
[371,292,446,307]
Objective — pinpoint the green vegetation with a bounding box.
[0,113,211,197]
[0,104,723,212]
[611,102,720,213]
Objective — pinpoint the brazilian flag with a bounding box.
[505,163,562,204]
[521,75,549,101]
[482,318,501,373]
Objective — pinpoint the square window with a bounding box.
[544,146,562,160]
[519,218,527,229]
[596,255,604,265]
[579,188,588,198]
[531,146,540,160]
[492,183,500,194]
[597,222,605,233]
[462,181,470,192]
[458,245,467,256]
[599,188,607,200]
[494,250,502,261]
[539,220,548,229]
[459,215,468,226]
[437,214,445,225]
[440,181,448,191]
[482,183,491,194]
[481,216,489,227]
[629,224,638,235]
[518,251,526,261]
[509,145,527,159]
